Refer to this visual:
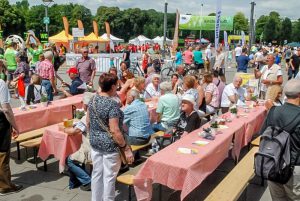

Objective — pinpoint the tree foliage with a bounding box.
[233,12,248,33]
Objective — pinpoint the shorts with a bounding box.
[7,70,15,81]
[195,63,204,69]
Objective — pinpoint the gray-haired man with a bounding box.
[75,48,96,86]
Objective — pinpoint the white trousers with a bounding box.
[91,148,121,201]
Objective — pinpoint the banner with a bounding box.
[93,21,99,38]
[105,22,114,52]
[179,15,233,31]
[62,16,69,37]
[224,31,229,51]
[215,0,222,49]
[172,9,179,52]
[77,20,84,30]
[241,31,245,46]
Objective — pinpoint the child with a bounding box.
[25,74,46,105]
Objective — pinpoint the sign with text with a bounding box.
[40,33,48,43]
[179,15,233,31]
[72,28,84,37]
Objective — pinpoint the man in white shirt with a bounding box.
[204,44,212,73]
[254,47,265,70]
[221,76,247,113]
[254,54,283,100]
[234,44,242,61]
[213,46,226,83]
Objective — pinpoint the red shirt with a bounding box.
[37,59,55,80]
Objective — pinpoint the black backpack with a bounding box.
[254,107,300,184]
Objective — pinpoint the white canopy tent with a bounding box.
[100,33,124,44]
[152,36,173,46]
[129,35,152,45]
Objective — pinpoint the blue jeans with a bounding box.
[41,79,53,101]
[66,156,91,189]
[152,122,167,132]
[237,69,247,73]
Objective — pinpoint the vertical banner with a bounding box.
[77,20,84,30]
[241,31,245,46]
[215,0,222,49]
[105,22,114,52]
[224,31,229,51]
[62,16,69,37]
[93,21,99,38]
[172,9,179,52]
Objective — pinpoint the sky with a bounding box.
[9,0,300,20]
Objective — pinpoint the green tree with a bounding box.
[292,19,300,42]
[255,15,268,41]
[264,17,278,43]
[233,12,248,33]
[280,17,292,44]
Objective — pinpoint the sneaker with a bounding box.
[80,183,91,191]
[0,184,23,196]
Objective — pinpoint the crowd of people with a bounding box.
[1,30,300,201]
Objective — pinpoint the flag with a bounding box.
[62,16,69,37]
[224,31,229,51]
[93,21,99,38]
[215,0,222,49]
[105,22,114,51]
[77,20,84,30]
[241,31,245,46]
[172,9,180,52]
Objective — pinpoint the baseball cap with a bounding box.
[181,94,196,107]
[66,67,78,74]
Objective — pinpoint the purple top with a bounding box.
[75,57,96,83]
[213,77,225,105]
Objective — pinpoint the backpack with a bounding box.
[254,107,300,184]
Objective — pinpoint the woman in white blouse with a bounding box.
[144,74,161,99]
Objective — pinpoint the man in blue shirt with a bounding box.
[123,89,154,145]
[237,48,252,73]
[60,67,85,97]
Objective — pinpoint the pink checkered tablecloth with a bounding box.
[134,106,266,201]
[14,94,83,134]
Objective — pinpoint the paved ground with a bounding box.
[4,64,289,201]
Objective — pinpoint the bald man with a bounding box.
[254,54,283,99]
[75,47,96,86]
[220,76,247,113]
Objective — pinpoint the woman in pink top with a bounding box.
[183,46,193,65]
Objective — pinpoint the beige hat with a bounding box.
[182,94,196,107]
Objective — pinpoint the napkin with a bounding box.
[177,147,198,154]
[193,140,209,146]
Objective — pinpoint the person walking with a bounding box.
[288,47,300,80]
[75,48,96,86]
[0,79,23,195]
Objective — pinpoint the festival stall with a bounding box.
[152,36,173,47]
[48,30,73,49]
[100,33,124,44]
[78,32,109,52]
[129,35,152,45]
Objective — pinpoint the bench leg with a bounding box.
[17,142,20,160]
[43,160,48,172]
[159,184,162,201]
[33,147,38,169]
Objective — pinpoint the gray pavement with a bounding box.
[4,64,288,201]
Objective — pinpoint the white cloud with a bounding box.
[8,0,300,19]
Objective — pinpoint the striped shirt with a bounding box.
[37,59,55,80]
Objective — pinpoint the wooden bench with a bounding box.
[204,147,259,201]
[117,163,144,201]
[13,128,45,160]
[19,137,45,170]
[251,136,261,147]
[131,131,164,152]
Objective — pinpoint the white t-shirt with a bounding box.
[214,52,225,69]
[205,48,212,61]
[0,80,10,105]
[260,64,283,92]
[144,83,161,99]
[221,83,247,107]
[235,47,242,57]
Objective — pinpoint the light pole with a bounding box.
[249,1,256,52]
[42,0,54,38]
[163,0,168,58]
[199,3,203,42]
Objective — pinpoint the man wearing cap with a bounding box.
[60,67,84,97]
[288,47,300,80]
[4,41,17,87]
[176,94,201,136]
[259,79,300,200]
[75,48,96,86]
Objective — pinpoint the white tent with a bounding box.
[100,33,124,44]
[129,35,152,45]
[152,36,173,46]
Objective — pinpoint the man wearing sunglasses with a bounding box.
[75,47,96,86]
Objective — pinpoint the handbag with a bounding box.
[92,96,131,164]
